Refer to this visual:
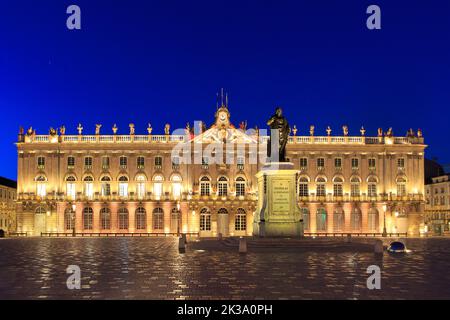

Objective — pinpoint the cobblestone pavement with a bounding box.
[0,237,449,299]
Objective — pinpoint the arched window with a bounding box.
[218,176,228,196]
[118,176,129,198]
[83,176,94,199]
[333,177,343,197]
[397,177,407,197]
[367,176,378,198]
[333,207,344,232]
[200,208,211,231]
[153,208,164,230]
[35,175,47,197]
[235,177,246,197]
[100,208,111,230]
[64,207,75,230]
[118,208,129,230]
[171,175,182,200]
[350,177,361,197]
[218,208,228,215]
[298,177,309,197]
[368,208,379,231]
[135,207,147,230]
[316,177,326,197]
[316,208,327,232]
[200,176,211,196]
[66,176,76,200]
[351,208,362,231]
[153,175,164,200]
[101,176,111,196]
[83,207,93,230]
[301,208,310,231]
[235,208,246,231]
[35,207,46,215]
[136,175,146,200]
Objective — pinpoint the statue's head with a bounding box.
[275,107,282,117]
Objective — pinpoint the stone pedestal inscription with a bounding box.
[272,179,290,215]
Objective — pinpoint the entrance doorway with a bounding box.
[217,208,229,236]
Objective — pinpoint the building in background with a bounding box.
[15,100,427,237]
[0,177,17,235]
[425,174,450,235]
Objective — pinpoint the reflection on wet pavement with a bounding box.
[0,237,449,299]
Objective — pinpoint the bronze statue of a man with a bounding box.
[267,107,290,162]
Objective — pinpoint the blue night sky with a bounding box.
[1,0,449,180]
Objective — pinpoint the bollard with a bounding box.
[239,237,247,254]
[374,239,383,254]
[178,236,186,252]
[345,233,351,243]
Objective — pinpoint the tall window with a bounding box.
[397,177,407,196]
[368,158,376,170]
[119,156,128,169]
[368,177,378,197]
[65,208,75,230]
[137,156,145,169]
[235,208,247,231]
[237,156,244,170]
[200,208,211,231]
[66,176,76,200]
[118,176,129,197]
[299,157,308,168]
[298,177,309,197]
[351,208,362,231]
[368,208,379,231]
[200,176,211,196]
[171,175,182,200]
[301,208,310,231]
[333,177,343,197]
[136,175,146,200]
[351,158,359,169]
[36,175,47,197]
[350,177,360,197]
[397,158,405,169]
[83,176,94,199]
[316,208,327,232]
[84,156,93,170]
[316,177,326,197]
[67,156,75,169]
[100,208,111,230]
[101,176,111,196]
[118,208,129,230]
[153,175,163,200]
[83,207,93,230]
[317,158,325,169]
[333,208,344,232]
[136,207,147,230]
[37,156,45,169]
[154,156,163,169]
[201,157,209,169]
[334,158,342,169]
[102,156,110,170]
[235,177,246,197]
[218,176,228,196]
[153,208,164,230]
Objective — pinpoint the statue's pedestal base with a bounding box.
[253,162,303,238]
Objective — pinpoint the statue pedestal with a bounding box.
[253,162,304,238]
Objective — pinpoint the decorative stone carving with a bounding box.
[377,128,383,137]
[59,126,66,135]
[309,125,315,136]
[95,124,102,135]
[342,125,348,136]
[49,127,57,136]
[147,123,153,135]
[112,124,118,135]
[326,126,332,136]
[360,126,366,136]
[292,125,297,136]
[417,128,423,138]
[77,123,83,135]
[164,123,170,135]
[129,123,135,135]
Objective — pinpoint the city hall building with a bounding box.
[15,102,427,237]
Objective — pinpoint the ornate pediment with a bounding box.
[191,126,258,144]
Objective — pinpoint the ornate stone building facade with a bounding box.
[425,175,450,235]
[15,103,426,237]
[0,177,17,234]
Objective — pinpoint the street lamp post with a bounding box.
[71,204,76,237]
[176,201,181,236]
[382,204,387,237]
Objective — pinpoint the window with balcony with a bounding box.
[37,156,45,170]
[200,207,211,231]
[152,175,164,200]
[350,177,360,197]
[101,176,111,196]
[137,156,145,169]
[136,175,146,199]
[35,175,47,197]
[200,176,211,196]
[235,177,246,197]
[118,176,129,197]
[119,156,128,169]
[218,176,228,196]
[66,176,76,200]
[235,208,247,231]
[171,175,182,200]
[83,176,94,199]
[396,177,406,196]
[84,156,93,170]
[316,177,326,197]
[298,177,309,197]
[67,156,75,169]
[333,177,343,197]
[368,176,378,197]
